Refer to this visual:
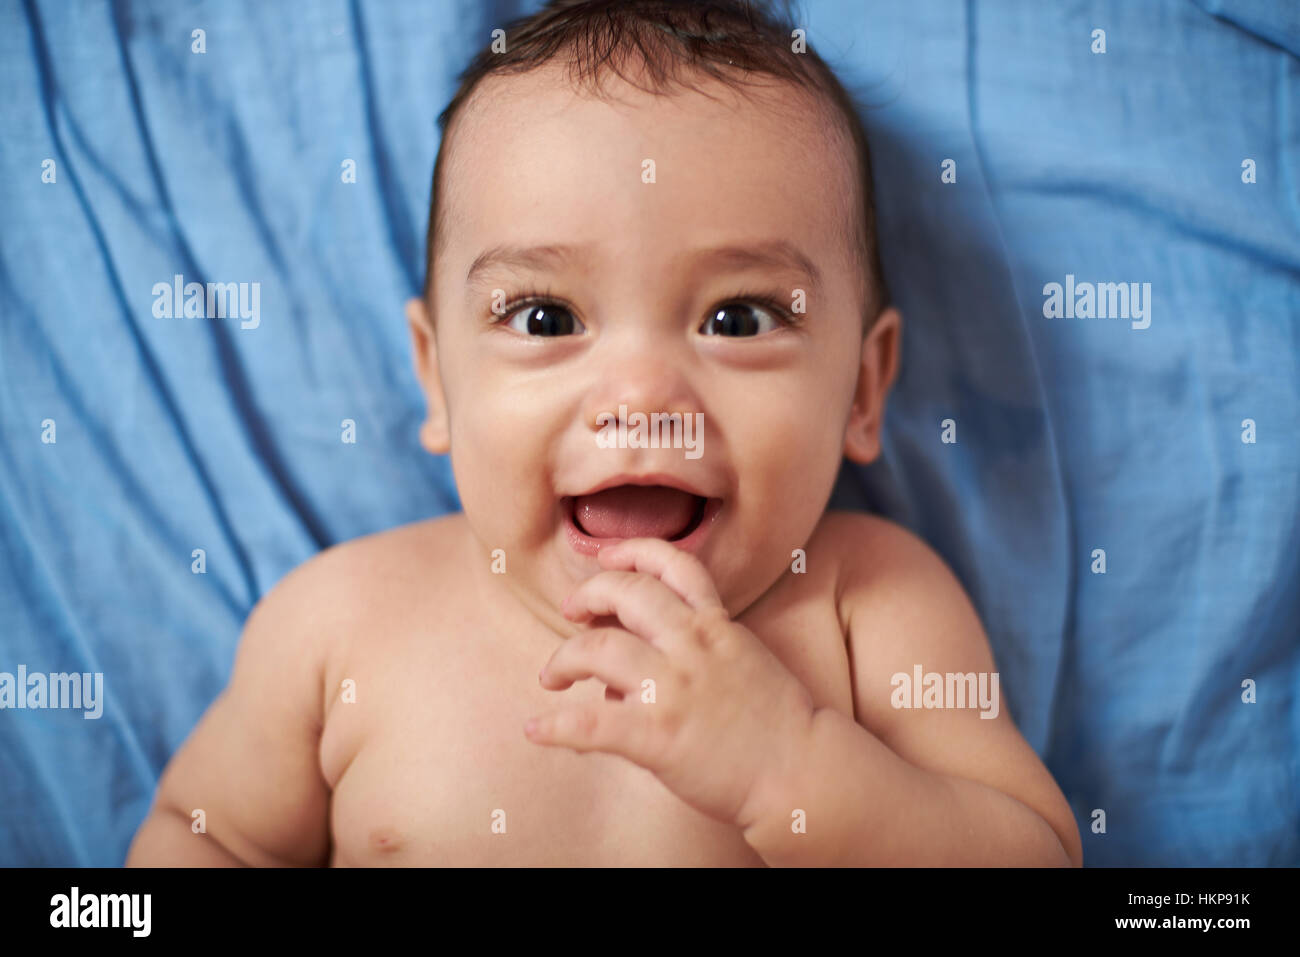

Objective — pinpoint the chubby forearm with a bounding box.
[739,706,1074,867]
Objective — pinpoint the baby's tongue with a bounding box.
[573,485,698,540]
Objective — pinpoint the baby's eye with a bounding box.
[699,302,783,337]
[503,302,585,336]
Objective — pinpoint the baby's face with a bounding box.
[411,62,898,627]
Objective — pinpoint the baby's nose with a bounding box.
[580,351,699,433]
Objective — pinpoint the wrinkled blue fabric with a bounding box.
[0,0,1295,866]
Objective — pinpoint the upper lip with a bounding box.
[564,473,715,500]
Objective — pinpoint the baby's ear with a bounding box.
[843,306,902,464]
[405,297,450,454]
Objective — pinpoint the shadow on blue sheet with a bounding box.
[0,0,1295,866]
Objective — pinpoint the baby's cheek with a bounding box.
[456,446,556,547]
[735,461,837,574]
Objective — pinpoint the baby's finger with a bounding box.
[597,538,723,612]
[539,627,666,693]
[524,703,655,765]
[562,570,692,647]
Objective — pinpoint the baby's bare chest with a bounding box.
[320,581,851,866]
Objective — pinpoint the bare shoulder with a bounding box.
[815,509,1083,866]
[137,515,472,866]
[244,513,473,688]
[809,509,979,630]
[811,509,988,700]
[259,513,470,623]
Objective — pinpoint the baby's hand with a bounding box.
[527,538,817,830]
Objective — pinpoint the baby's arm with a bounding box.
[741,515,1082,866]
[127,565,332,866]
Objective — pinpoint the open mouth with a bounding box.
[561,486,722,553]
[568,484,709,542]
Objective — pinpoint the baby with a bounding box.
[128,0,1081,866]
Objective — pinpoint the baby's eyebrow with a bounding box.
[465,243,595,291]
[464,238,822,294]
[688,240,823,296]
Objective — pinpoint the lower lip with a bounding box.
[563,497,723,557]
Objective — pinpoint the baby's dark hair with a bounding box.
[422,0,890,329]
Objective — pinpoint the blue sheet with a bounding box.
[1,0,1296,866]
